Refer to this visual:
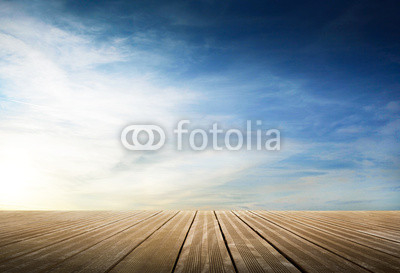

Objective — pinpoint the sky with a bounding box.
[0,0,399,210]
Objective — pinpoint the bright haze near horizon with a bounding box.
[0,0,399,210]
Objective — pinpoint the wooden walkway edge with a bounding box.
[0,211,399,272]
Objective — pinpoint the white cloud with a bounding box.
[386,101,400,112]
[336,125,364,134]
[2,1,396,210]
[0,2,301,209]
[0,4,194,209]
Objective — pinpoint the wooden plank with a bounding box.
[271,211,400,257]
[0,211,108,230]
[339,211,400,227]
[0,211,133,247]
[253,211,400,272]
[0,212,134,246]
[306,211,400,232]
[235,211,368,273]
[109,211,196,273]
[0,211,69,227]
[43,211,178,273]
[216,211,300,273]
[174,211,235,273]
[0,211,94,236]
[0,211,399,273]
[0,211,143,262]
[0,211,162,272]
[282,211,400,242]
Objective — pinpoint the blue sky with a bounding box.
[0,0,399,210]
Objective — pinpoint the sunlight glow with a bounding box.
[0,145,37,206]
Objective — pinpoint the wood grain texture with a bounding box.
[174,211,235,273]
[0,210,398,273]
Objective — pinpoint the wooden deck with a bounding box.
[0,211,399,272]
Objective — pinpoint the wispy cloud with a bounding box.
[0,2,299,209]
[0,0,399,210]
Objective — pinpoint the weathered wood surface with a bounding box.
[0,211,399,272]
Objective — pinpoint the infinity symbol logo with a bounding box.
[121,125,166,150]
